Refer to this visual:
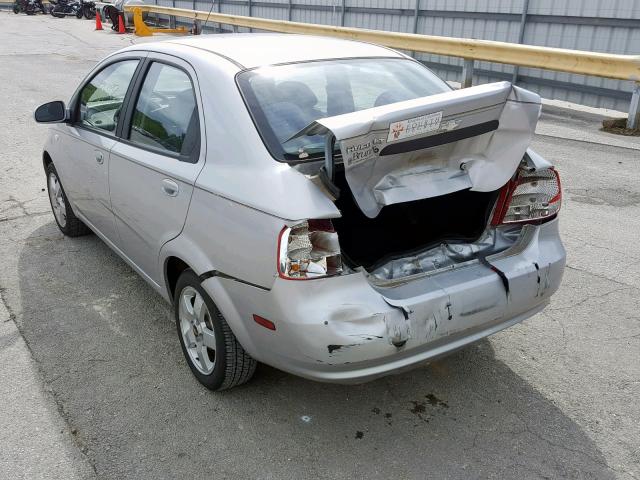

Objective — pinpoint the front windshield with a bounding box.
[236,58,451,162]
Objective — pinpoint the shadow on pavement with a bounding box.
[17,221,614,479]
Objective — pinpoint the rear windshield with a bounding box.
[236,58,450,162]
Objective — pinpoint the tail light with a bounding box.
[492,167,562,225]
[278,219,342,280]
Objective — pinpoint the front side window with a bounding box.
[237,58,450,162]
[129,62,199,158]
[79,60,139,134]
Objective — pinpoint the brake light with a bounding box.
[492,168,562,225]
[277,219,342,280]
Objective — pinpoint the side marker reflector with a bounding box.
[253,314,276,331]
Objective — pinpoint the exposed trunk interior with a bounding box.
[332,170,502,272]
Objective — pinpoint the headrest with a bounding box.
[277,81,318,109]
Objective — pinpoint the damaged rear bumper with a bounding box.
[201,218,565,384]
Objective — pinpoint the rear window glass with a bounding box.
[236,58,450,162]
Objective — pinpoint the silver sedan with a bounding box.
[35,34,565,390]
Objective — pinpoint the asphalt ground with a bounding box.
[0,12,639,480]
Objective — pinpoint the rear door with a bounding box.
[60,57,142,241]
[109,54,205,284]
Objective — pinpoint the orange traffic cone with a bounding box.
[117,13,125,34]
[95,10,103,30]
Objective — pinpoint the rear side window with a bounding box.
[128,62,199,159]
[79,60,139,134]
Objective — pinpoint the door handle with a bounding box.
[162,179,179,197]
[95,151,104,164]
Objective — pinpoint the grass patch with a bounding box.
[601,118,640,136]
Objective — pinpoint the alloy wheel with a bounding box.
[48,172,67,228]
[178,286,217,375]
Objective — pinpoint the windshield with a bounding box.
[236,58,451,162]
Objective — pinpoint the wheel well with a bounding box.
[165,256,191,301]
[43,151,53,171]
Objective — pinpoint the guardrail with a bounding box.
[127,5,640,129]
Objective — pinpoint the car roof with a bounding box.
[163,33,404,69]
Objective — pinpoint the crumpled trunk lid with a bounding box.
[294,81,541,218]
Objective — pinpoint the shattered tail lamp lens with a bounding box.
[501,168,562,224]
[278,220,342,279]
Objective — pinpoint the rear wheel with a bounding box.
[46,163,91,237]
[174,270,257,391]
[75,7,83,18]
[13,3,20,13]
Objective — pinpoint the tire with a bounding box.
[45,163,91,237]
[174,270,257,391]
[75,7,83,18]
[83,6,94,19]
[13,4,20,13]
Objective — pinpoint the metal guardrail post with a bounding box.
[248,0,252,32]
[287,0,292,21]
[216,0,221,33]
[410,0,419,57]
[340,0,345,27]
[512,0,530,85]
[461,59,474,88]
[628,82,640,130]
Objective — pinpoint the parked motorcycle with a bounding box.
[12,0,46,15]
[49,0,83,18]
[80,0,96,19]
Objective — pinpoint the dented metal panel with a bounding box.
[296,81,541,218]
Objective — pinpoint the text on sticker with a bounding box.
[387,111,443,142]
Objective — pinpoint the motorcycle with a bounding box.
[80,0,96,19]
[12,0,46,15]
[49,0,83,18]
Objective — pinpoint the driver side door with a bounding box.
[59,56,143,242]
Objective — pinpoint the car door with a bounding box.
[60,56,143,241]
[109,54,205,285]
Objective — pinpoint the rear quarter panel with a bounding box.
[167,187,284,289]
[159,45,340,290]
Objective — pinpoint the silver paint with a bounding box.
[40,35,565,383]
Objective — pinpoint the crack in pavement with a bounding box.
[0,287,16,323]
[545,285,635,313]
[564,264,640,290]
[0,211,51,223]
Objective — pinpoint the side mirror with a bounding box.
[34,101,68,123]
